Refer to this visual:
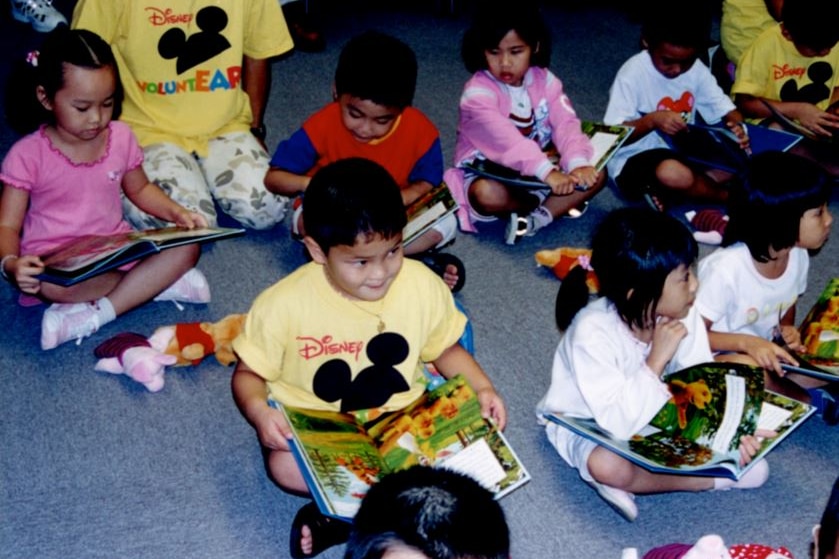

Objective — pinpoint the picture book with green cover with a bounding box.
[781,278,839,381]
[278,375,530,521]
[543,362,814,480]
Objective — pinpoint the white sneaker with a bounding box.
[587,480,638,521]
[714,459,769,491]
[154,268,211,304]
[504,212,533,245]
[41,302,102,350]
[11,0,67,32]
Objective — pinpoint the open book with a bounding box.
[461,121,633,191]
[781,278,839,381]
[660,121,802,174]
[761,98,839,144]
[37,226,244,287]
[403,181,458,247]
[542,362,814,480]
[278,375,530,521]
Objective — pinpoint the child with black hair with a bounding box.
[0,28,209,350]
[604,1,749,212]
[537,207,770,522]
[345,466,510,559]
[695,151,837,424]
[732,0,839,177]
[815,476,839,559]
[232,158,506,558]
[265,30,464,291]
[444,0,606,245]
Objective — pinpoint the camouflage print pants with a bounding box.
[125,133,290,230]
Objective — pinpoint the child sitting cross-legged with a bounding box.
[264,31,464,292]
[232,158,506,559]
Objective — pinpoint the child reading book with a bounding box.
[537,208,770,522]
[231,158,506,558]
[696,151,838,424]
[444,0,606,245]
[0,28,210,350]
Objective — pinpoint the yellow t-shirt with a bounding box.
[72,0,293,155]
[721,0,777,66]
[232,260,467,417]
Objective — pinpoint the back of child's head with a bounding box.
[461,0,551,74]
[345,466,510,559]
[640,0,711,51]
[782,0,839,54]
[816,476,839,559]
[303,158,407,252]
[724,151,831,262]
[334,30,417,109]
[556,207,698,331]
[5,26,122,135]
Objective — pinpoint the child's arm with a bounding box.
[121,167,208,229]
[0,185,44,293]
[401,180,434,207]
[264,168,311,196]
[703,317,796,374]
[736,94,839,137]
[722,109,752,153]
[622,110,688,143]
[431,343,507,430]
[778,304,805,352]
[646,316,689,375]
[231,359,294,451]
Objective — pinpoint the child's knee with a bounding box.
[655,159,693,189]
[588,450,635,488]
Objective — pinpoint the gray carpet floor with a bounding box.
[1,2,838,558]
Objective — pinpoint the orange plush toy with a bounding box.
[535,247,599,294]
[157,313,246,367]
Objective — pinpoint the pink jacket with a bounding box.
[444,67,594,232]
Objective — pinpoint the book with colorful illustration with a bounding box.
[461,121,633,190]
[542,362,814,480]
[278,375,531,521]
[37,226,244,287]
[781,278,839,381]
[403,181,458,247]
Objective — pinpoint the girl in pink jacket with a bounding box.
[444,3,606,244]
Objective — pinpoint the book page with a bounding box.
[710,375,746,453]
[437,437,507,489]
[757,401,793,432]
[590,131,620,165]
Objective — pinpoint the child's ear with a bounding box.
[302,236,328,264]
[35,85,52,111]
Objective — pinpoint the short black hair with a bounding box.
[782,0,839,53]
[641,0,711,51]
[334,31,417,109]
[817,476,839,559]
[461,0,551,74]
[345,466,510,559]
[724,151,831,262]
[303,158,407,252]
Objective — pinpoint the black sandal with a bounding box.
[289,502,351,558]
[413,251,466,293]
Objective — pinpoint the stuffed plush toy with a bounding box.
[686,209,729,245]
[93,313,246,391]
[535,247,599,294]
[642,534,794,559]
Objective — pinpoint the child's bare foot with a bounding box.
[290,502,350,558]
[414,252,466,293]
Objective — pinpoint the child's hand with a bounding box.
[742,337,796,374]
[476,386,507,431]
[779,324,805,352]
[252,404,294,451]
[737,429,776,466]
[9,255,44,294]
[569,165,598,190]
[172,208,209,229]
[795,104,839,137]
[646,316,688,374]
[725,119,752,154]
[651,110,688,136]
[545,170,578,196]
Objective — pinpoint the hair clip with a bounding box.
[26,50,39,67]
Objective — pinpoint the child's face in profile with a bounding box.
[484,29,533,87]
[315,232,404,302]
[338,94,402,143]
[648,41,699,79]
[654,263,698,320]
[798,203,833,250]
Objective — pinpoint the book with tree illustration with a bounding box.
[403,181,458,247]
[36,226,244,287]
[781,278,839,381]
[461,121,633,190]
[278,375,531,521]
[542,362,814,480]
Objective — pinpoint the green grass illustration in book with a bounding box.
[280,375,530,521]
[793,278,839,379]
[544,362,814,479]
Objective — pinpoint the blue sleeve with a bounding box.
[408,138,444,185]
[268,128,318,174]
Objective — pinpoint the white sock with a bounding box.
[713,460,769,490]
[94,297,117,326]
[531,205,553,229]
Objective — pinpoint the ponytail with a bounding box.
[555,265,590,331]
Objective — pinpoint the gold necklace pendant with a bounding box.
[377,318,385,333]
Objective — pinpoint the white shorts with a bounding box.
[544,421,597,482]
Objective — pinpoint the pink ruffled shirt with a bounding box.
[0,121,139,256]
